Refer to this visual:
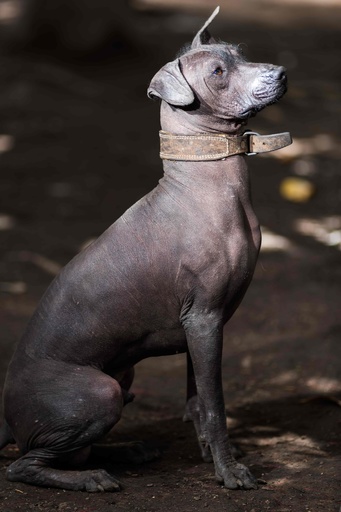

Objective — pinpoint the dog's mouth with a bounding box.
[238,106,262,120]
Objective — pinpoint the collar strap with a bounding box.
[159,130,292,161]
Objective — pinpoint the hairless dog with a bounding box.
[0,7,291,492]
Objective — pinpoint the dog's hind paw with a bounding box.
[84,469,122,492]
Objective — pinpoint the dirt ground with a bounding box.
[0,1,340,511]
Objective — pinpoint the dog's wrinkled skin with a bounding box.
[0,8,287,492]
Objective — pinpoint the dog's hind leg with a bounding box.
[6,448,122,492]
[5,363,124,492]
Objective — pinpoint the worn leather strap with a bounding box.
[159,130,292,161]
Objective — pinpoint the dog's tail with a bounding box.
[0,421,15,450]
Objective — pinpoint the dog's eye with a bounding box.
[213,67,224,76]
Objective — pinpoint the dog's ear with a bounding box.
[147,59,195,107]
[191,6,220,49]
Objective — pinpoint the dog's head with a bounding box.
[148,7,287,132]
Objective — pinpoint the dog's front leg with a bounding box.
[183,311,258,490]
[183,352,213,462]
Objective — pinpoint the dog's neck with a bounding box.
[162,156,248,181]
[158,104,261,234]
[160,157,253,222]
[160,101,248,178]
[160,101,246,137]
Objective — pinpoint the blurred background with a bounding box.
[0,1,340,510]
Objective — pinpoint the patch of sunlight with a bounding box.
[241,354,252,370]
[0,134,14,152]
[295,216,341,250]
[0,214,15,230]
[0,0,20,23]
[305,377,341,394]
[268,477,291,488]
[249,430,324,453]
[260,226,294,253]
[263,133,339,161]
[269,0,341,4]
[260,0,341,4]
[137,0,341,7]
[269,370,298,386]
[0,281,27,294]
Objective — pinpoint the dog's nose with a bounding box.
[271,66,287,81]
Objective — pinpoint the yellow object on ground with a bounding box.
[280,177,315,202]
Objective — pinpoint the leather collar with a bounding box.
[159,130,292,161]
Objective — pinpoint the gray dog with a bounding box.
[0,7,290,492]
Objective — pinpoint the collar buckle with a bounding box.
[243,131,260,157]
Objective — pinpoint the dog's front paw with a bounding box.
[215,462,258,490]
